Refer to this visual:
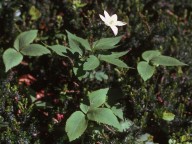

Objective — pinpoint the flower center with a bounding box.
[109,19,115,25]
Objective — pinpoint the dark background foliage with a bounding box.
[0,0,192,143]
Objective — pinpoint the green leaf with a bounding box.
[137,61,155,81]
[162,111,175,121]
[151,55,187,66]
[65,111,88,141]
[48,45,68,56]
[73,0,87,8]
[99,55,128,68]
[88,88,109,108]
[83,55,100,70]
[3,48,23,72]
[119,119,133,132]
[35,102,46,107]
[109,51,129,58]
[80,103,90,114]
[142,50,161,62]
[68,38,83,55]
[95,71,108,81]
[73,62,87,80]
[111,106,124,120]
[21,44,50,56]
[93,36,122,50]
[14,30,38,51]
[87,108,121,130]
[66,30,91,52]
[29,6,41,20]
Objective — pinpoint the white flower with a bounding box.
[99,10,127,36]
[14,10,21,17]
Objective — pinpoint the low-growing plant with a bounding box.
[1,11,187,141]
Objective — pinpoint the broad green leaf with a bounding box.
[83,55,100,70]
[80,103,90,114]
[14,30,38,51]
[3,48,23,72]
[66,30,91,51]
[111,106,124,120]
[29,6,41,20]
[99,55,128,68]
[88,88,109,108]
[87,108,121,130]
[151,55,187,66]
[65,111,88,141]
[48,45,68,56]
[93,36,122,50]
[162,111,175,121]
[142,50,161,62]
[137,61,155,81]
[21,44,50,56]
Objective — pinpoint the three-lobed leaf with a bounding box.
[21,44,50,56]
[83,55,100,70]
[137,61,155,81]
[87,108,121,130]
[3,48,23,72]
[14,30,38,51]
[88,88,109,108]
[65,111,88,141]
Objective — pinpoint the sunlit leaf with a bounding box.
[80,103,90,114]
[87,108,121,130]
[162,111,175,121]
[65,111,88,141]
[88,88,109,108]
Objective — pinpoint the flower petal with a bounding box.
[116,21,127,26]
[110,25,118,36]
[104,10,110,20]
[99,14,106,23]
[111,14,117,22]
